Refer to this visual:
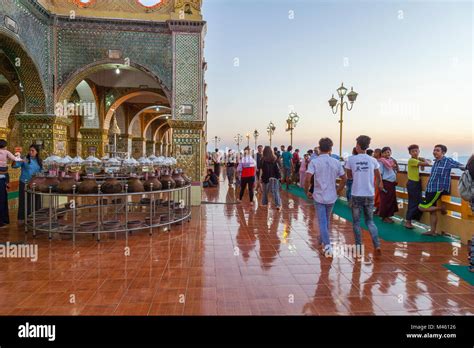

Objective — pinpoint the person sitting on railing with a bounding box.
[419,144,465,236]
[405,145,432,229]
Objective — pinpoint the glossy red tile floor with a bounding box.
[0,174,472,316]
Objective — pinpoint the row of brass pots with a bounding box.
[28,172,191,194]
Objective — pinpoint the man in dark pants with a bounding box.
[211,149,221,179]
[0,171,9,227]
[255,145,263,193]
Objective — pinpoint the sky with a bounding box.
[202,0,473,160]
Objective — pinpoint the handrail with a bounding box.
[336,170,473,243]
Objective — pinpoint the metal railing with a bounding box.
[24,183,192,242]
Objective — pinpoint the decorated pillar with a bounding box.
[169,20,206,206]
[146,140,155,156]
[132,137,145,158]
[117,133,131,156]
[0,128,9,141]
[80,128,108,158]
[16,114,71,157]
[169,120,205,205]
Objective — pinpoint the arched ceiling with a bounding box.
[87,68,162,89]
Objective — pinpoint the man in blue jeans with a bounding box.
[345,135,384,256]
[305,138,346,257]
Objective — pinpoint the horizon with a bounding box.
[202,0,473,159]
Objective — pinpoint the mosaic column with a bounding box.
[15,114,71,157]
[169,120,205,205]
[79,128,108,158]
[170,22,206,206]
[0,128,9,141]
[132,137,145,158]
[117,133,132,156]
[146,140,155,156]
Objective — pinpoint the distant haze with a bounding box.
[203,0,473,160]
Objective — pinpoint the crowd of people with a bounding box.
[206,136,474,258]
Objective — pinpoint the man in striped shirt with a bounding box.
[419,144,465,236]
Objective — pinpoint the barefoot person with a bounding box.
[281,145,293,190]
[378,147,399,223]
[405,145,431,229]
[419,144,465,236]
[237,146,257,204]
[225,149,237,186]
[260,146,282,209]
[305,138,346,257]
[345,135,383,255]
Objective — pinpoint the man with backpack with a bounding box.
[458,154,474,212]
[458,155,474,273]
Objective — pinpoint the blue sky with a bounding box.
[202,0,473,160]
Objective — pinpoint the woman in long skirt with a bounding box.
[379,147,399,223]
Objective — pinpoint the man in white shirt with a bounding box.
[305,138,347,257]
[211,149,221,179]
[345,135,384,255]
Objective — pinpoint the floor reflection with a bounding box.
[0,173,471,315]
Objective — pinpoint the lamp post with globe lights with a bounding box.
[329,83,358,159]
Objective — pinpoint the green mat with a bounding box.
[444,264,474,286]
[8,191,19,200]
[283,184,457,243]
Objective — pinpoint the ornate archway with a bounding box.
[105,92,168,132]
[128,105,171,136]
[0,28,47,114]
[56,59,171,108]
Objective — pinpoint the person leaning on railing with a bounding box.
[459,154,474,212]
[418,144,465,236]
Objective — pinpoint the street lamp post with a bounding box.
[253,129,259,152]
[328,83,358,159]
[285,112,300,148]
[245,133,250,148]
[267,122,276,147]
[234,134,243,153]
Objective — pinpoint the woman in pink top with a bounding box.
[299,154,309,187]
[0,139,22,227]
[0,139,19,172]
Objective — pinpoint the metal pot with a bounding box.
[101,177,123,194]
[78,177,99,194]
[57,176,78,194]
[172,170,186,188]
[144,175,162,191]
[126,177,144,193]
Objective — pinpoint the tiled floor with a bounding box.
[0,173,472,316]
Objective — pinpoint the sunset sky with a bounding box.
[202,0,473,160]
